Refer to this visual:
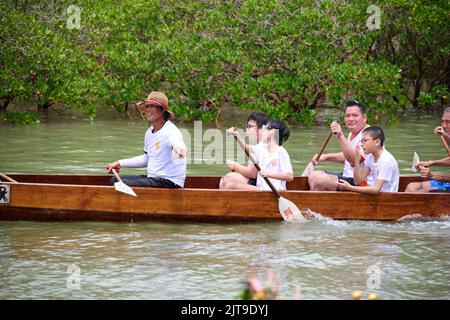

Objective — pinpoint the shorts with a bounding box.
[325,171,355,186]
[109,175,181,188]
[429,180,450,192]
[247,178,257,186]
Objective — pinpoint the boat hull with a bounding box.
[0,174,449,222]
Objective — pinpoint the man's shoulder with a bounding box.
[381,149,398,165]
[161,121,183,135]
[278,146,290,156]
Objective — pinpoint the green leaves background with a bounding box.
[1,0,448,124]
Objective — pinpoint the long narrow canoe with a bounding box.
[0,174,448,222]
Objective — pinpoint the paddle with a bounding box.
[439,135,450,156]
[232,132,306,223]
[111,169,137,197]
[301,131,333,176]
[412,152,420,172]
[0,173,18,183]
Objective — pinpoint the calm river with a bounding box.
[0,109,449,299]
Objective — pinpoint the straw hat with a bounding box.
[136,91,174,120]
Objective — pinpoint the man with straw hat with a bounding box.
[106,91,187,188]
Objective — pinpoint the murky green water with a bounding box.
[0,109,449,299]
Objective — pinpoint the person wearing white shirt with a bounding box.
[337,126,399,194]
[106,91,187,188]
[223,120,294,191]
[220,112,269,189]
[308,99,373,190]
[405,107,450,192]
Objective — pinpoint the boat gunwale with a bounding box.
[0,173,437,195]
[1,179,448,197]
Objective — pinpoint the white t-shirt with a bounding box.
[251,145,293,191]
[343,127,366,177]
[119,120,187,187]
[247,142,267,166]
[342,126,376,185]
[363,149,399,192]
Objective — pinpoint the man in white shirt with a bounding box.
[405,107,450,192]
[106,91,187,188]
[308,99,371,190]
[337,126,399,194]
[219,112,269,189]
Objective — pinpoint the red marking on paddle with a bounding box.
[284,207,293,218]
[283,207,300,221]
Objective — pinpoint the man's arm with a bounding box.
[119,155,148,168]
[259,171,294,182]
[106,154,148,172]
[337,179,385,195]
[169,133,187,159]
[226,161,258,179]
[420,167,450,182]
[330,121,362,166]
[435,126,450,144]
[336,135,359,166]
[428,173,450,182]
[313,152,345,165]
[416,157,450,168]
[353,153,371,186]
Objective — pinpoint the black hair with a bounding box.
[248,112,269,128]
[444,107,450,114]
[267,119,290,146]
[163,111,171,121]
[362,126,385,147]
[344,99,366,115]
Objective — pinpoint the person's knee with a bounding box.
[308,171,324,189]
[222,172,234,184]
[223,172,246,186]
[405,182,420,192]
[223,181,235,189]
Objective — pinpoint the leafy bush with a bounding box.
[1,112,40,124]
[0,0,448,124]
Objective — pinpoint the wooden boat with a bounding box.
[0,173,448,222]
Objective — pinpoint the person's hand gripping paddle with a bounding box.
[229,128,306,223]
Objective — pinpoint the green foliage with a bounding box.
[417,85,449,107]
[374,0,449,108]
[1,112,40,124]
[0,0,448,125]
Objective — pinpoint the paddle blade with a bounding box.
[114,181,137,197]
[278,197,306,223]
[301,162,315,177]
[412,152,420,171]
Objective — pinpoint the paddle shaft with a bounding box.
[234,135,281,199]
[0,173,18,183]
[314,132,333,161]
[439,135,450,156]
[111,169,122,183]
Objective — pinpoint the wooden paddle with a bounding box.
[439,135,450,156]
[301,131,333,176]
[111,169,137,197]
[0,173,18,183]
[232,132,305,223]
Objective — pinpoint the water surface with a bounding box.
[0,110,449,299]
